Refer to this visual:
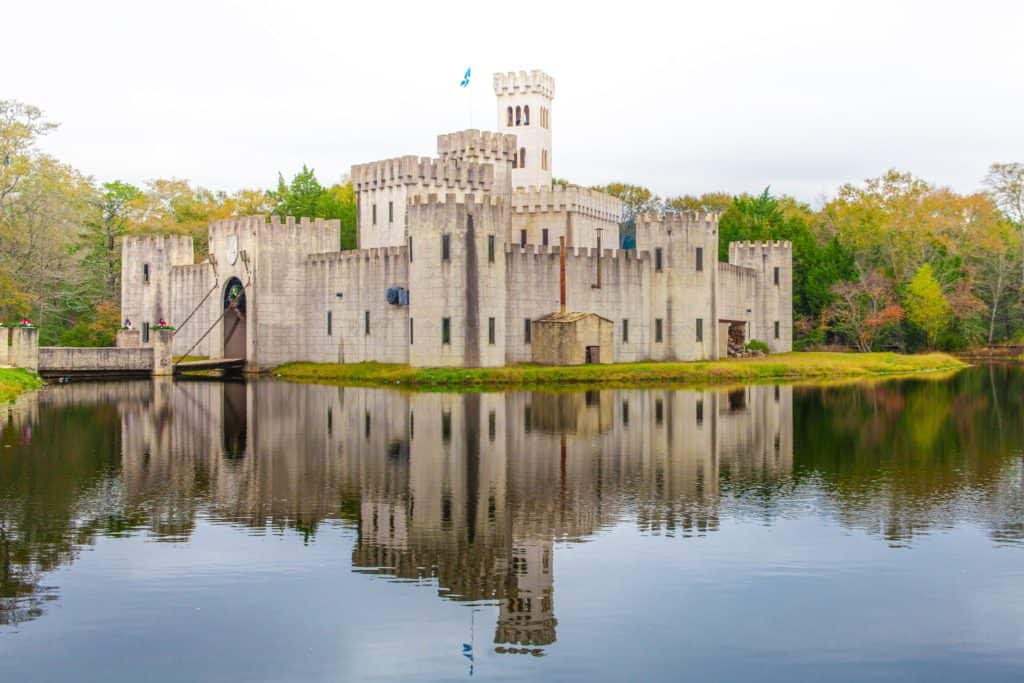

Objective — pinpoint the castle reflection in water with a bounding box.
[2,380,792,648]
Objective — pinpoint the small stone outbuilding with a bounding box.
[531,312,614,366]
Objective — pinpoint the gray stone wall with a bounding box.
[407,193,507,367]
[303,247,411,365]
[38,347,154,374]
[169,263,217,358]
[121,235,193,329]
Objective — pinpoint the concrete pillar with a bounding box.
[9,327,39,371]
[117,329,141,348]
[151,329,174,376]
[0,327,8,366]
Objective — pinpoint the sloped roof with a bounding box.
[534,311,613,324]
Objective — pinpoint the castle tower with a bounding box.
[494,70,554,189]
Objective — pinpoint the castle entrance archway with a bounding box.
[223,277,247,360]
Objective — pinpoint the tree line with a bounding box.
[3,98,1022,351]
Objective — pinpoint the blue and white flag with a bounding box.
[460,67,471,88]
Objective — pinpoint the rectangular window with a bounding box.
[365,411,371,439]
[696,247,704,272]
[655,399,664,426]
[442,234,450,261]
[655,248,663,272]
[408,237,413,262]
[655,318,663,343]
[409,318,414,345]
[488,410,496,442]
[327,311,332,336]
[488,235,495,263]
[442,317,451,345]
[622,319,629,343]
[364,310,370,335]
[409,412,415,439]
[143,263,150,284]
[524,318,532,344]
[388,201,394,223]
[774,320,780,339]
[488,317,496,345]
[696,318,704,342]
[542,228,549,246]
[520,230,527,248]
[142,321,150,343]
[696,399,704,426]
[372,204,377,225]
[524,405,532,433]
[773,266,780,286]
[622,401,629,426]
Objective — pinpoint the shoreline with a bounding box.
[0,368,45,403]
[273,352,966,392]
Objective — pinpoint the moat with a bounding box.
[1,368,1022,681]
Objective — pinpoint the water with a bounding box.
[0,367,1022,681]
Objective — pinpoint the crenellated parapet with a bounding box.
[511,185,623,222]
[727,240,793,266]
[351,156,495,193]
[437,129,517,164]
[307,245,406,265]
[494,70,555,98]
[122,234,194,264]
[636,211,720,231]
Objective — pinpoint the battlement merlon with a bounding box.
[493,70,555,98]
[351,156,496,193]
[437,130,518,162]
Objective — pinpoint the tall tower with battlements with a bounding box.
[494,70,554,190]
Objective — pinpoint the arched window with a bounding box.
[519,147,526,168]
[515,106,521,126]
[507,106,513,127]
[523,105,530,125]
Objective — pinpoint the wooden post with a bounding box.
[560,236,566,314]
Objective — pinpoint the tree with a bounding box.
[826,271,905,352]
[719,188,855,334]
[984,162,1024,293]
[904,264,951,348]
[667,192,732,214]
[82,181,142,301]
[590,182,661,248]
[268,167,357,248]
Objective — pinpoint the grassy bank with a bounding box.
[274,352,966,391]
[0,368,44,403]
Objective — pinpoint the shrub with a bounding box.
[746,339,770,354]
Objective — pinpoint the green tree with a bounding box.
[268,166,357,249]
[904,264,951,348]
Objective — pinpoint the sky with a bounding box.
[6,0,1023,204]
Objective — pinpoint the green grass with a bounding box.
[274,352,966,392]
[0,368,44,403]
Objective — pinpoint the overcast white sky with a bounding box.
[7,0,1023,203]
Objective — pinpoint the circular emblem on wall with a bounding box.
[226,234,239,265]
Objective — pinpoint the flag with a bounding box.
[460,67,471,88]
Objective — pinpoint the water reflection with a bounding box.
[1,367,1022,651]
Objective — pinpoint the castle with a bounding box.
[121,69,792,370]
